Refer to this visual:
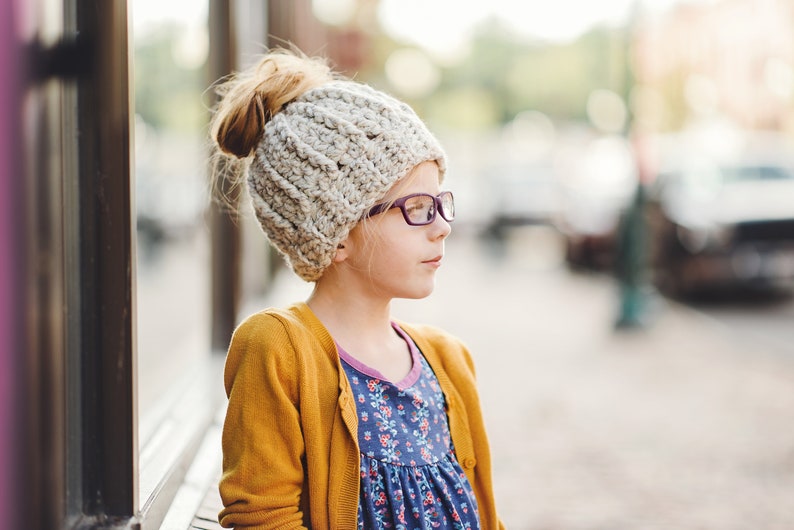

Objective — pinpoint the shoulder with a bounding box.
[400,322,465,349]
[398,322,476,375]
[231,302,332,349]
[224,304,333,395]
[231,306,306,345]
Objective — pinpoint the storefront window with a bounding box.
[131,0,214,502]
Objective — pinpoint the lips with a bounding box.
[422,255,443,265]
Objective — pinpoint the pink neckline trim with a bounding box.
[336,322,422,388]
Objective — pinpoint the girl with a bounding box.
[211,48,503,530]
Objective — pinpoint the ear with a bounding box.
[332,240,350,263]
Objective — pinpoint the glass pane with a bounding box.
[131,0,211,501]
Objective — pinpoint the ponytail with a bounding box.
[210,48,336,159]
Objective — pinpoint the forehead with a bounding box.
[383,161,441,200]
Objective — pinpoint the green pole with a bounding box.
[614,0,651,329]
[614,182,649,328]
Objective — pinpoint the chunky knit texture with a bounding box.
[247,80,447,281]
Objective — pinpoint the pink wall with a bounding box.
[0,0,20,524]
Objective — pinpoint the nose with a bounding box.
[429,212,452,240]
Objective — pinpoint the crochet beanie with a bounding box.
[246,80,447,282]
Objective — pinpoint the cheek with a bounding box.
[353,227,406,272]
[364,235,402,270]
[357,217,403,255]
[373,233,424,277]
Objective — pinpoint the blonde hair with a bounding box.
[210,48,337,160]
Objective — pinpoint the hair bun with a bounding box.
[211,49,335,159]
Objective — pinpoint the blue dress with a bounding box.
[337,324,481,530]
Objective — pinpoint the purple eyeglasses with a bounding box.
[365,191,455,226]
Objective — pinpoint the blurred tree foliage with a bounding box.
[134,24,208,133]
[133,16,627,135]
[368,18,628,131]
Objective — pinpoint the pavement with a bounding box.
[208,227,794,529]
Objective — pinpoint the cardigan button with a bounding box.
[463,457,476,469]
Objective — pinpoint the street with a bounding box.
[688,292,794,360]
[264,225,794,529]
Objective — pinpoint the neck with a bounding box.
[306,274,394,343]
[307,270,414,383]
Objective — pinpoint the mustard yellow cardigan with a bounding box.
[219,302,504,529]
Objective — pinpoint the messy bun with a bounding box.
[210,48,336,159]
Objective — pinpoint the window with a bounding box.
[9,1,320,526]
[131,0,227,514]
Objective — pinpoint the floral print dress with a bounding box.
[337,324,480,530]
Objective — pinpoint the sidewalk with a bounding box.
[397,229,794,530]
[211,228,794,529]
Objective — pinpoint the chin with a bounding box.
[399,282,436,300]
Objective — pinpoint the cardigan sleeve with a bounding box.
[218,312,309,529]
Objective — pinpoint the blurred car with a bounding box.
[482,163,561,238]
[558,189,632,271]
[555,136,636,271]
[646,153,794,296]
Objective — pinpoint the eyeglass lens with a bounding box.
[404,193,454,225]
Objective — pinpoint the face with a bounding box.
[336,161,452,301]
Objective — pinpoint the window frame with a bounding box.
[15,0,324,527]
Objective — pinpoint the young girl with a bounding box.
[211,48,503,530]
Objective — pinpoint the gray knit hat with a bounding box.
[246,80,447,282]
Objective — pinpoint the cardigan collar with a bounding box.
[288,301,452,407]
[286,301,447,387]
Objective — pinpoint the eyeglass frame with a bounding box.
[364,191,455,226]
